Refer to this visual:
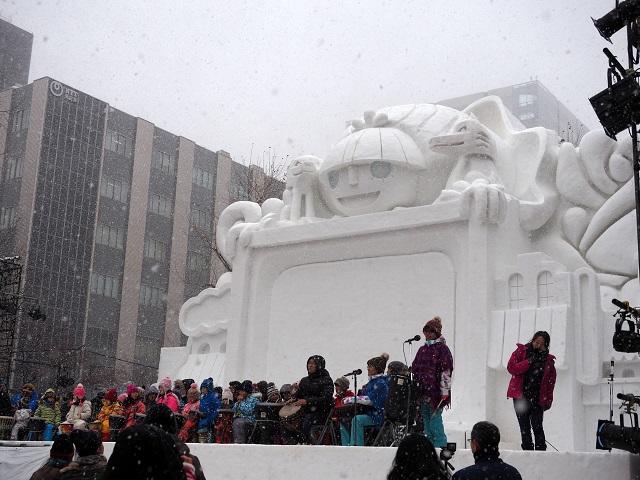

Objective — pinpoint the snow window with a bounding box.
[4,157,23,180]
[90,272,120,299]
[152,150,176,175]
[537,271,554,307]
[190,208,211,231]
[148,193,173,218]
[518,94,537,107]
[187,251,209,271]
[105,130,133,158]
[0,206,16,229]
[96,223,124,249]
[144,238,166,262]
[100,175,129,203]
[508,273,524,309]
[139,284,166,308]
[192,167,213,189]
[11,109,26,132]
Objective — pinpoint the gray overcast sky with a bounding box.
[1,0,624,165]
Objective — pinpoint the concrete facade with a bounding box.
[0,76,283,389]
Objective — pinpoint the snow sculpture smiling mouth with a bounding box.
[337,191,380,208]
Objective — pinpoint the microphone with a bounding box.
[343,369,362,376]
[612,298,640,317]
[404,335,421,343]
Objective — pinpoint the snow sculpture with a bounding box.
[162,95,639,451]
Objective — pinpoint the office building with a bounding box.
[0,76,282,389]
[0,18,32,89]
[438,80,589,142]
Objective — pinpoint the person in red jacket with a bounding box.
[506,330,556,451]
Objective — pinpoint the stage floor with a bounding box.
[1,441,638,480]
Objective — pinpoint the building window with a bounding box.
[187,251,209,271]
[95,223,124,249]
[190,208,211,231]
[519,112,535,121]
[4,157,23,180]
[152,150,175,175]
[508,273,524,310]
[105,130,133,158]
[0,206,16,229]
[90,272,120,299]
[144,238,166,262]
[148,193,173,218]
[100,175,129,203]
[518,94,537,107]
[192,167,213,190]
[139,284,166,308]
[11,109,26,132]
[231,182,249,201]
[537,271,554,307]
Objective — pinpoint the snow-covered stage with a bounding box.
[2,442,638,480]
[160,97,640,451]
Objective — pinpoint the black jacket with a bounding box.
[297,355,334,415]
[452,453,522,480]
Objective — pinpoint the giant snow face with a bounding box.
[318,127,424,216]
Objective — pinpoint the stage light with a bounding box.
[589,74,640,139]
[593,0,640,42]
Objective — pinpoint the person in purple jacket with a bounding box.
[506,330,556,450]
[411,316,453,448]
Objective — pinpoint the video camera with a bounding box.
[596,394,640,453]
[439,442,456,478]
[595,301,640,454]
[612,298,640,353]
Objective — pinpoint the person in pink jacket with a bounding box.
[156,377,180,413]
[506,331,556,451]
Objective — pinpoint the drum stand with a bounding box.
[403,337,418,436]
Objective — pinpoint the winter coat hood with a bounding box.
[307,355,329,377]
[201,377,214,392]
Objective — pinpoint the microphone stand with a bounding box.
[609,360,615,422]
[404,338,418,436]
[343,370,359,444]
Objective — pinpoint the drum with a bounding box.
[134,413,146,425]
[88,421,101,432]
[59,422,74,434]
[174,413,186,431]
[255,402,283,421]
[278,404,303,432]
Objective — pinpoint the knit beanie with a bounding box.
[146,384,159,396]
[126,383,138,396]
[423,316,443,336]
[73,383,85,399]
[104,388,118,402]
[367,353,390,374]
[334,377,350,390]
[471,421,500,454]
[117,393,127,403]
[50,433,74,459]
[187,383,199,402]
[279,384,293,395]
[221,388,233,402]
[160,377,172,391]
[266,385,280,402]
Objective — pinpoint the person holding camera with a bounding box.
[452,421,522,480]
[506,330,556,451]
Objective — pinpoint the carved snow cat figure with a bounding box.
[161,96,637,451]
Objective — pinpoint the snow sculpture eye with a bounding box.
[328,170,339,189]
[370,161,391,179]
